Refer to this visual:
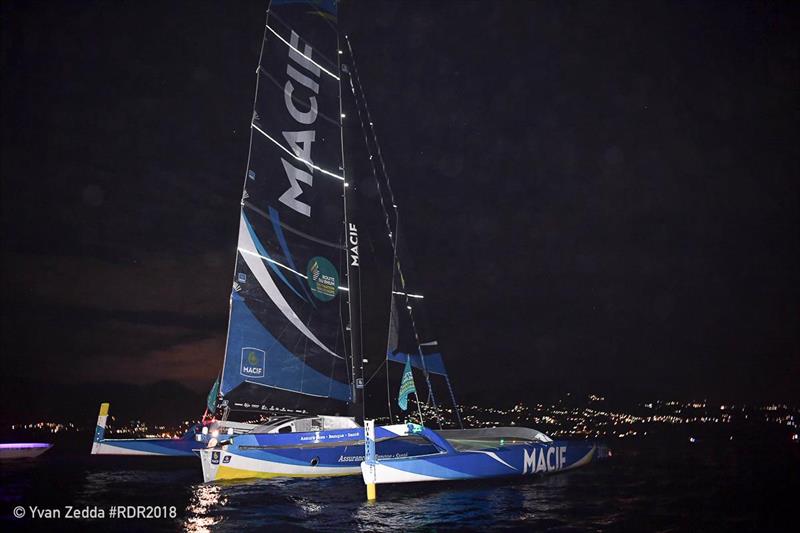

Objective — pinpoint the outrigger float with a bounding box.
[361,421,607,499]
[90,402,257,457]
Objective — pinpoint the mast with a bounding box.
[339,40,364,423]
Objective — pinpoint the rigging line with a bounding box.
[344,37,418,303]
[257,66,341,127]
[344,57,395,251]
[345,47,423,316]
[350,41,447,427]
[445,374,464,429]
[393,225,441,426]
[385,351,394,424]
[364,359,386,387]
[407,293,443,430]
[251,122,344,181]
[345,40,444,426]
[384,207,402,425]
[265,23,340,81]
[345,35,399,212]
[243,202,344,250]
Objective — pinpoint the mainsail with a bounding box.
[219,0,353,416]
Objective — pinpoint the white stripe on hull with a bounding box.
[92,443,173,456]
[199,449,360,482]
[361,462,443,484]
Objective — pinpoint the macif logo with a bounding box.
[348,223,359,267]
[240,348,265,378]
[278,31,321,217]
[523,446,567,474]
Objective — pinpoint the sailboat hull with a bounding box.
[92,438,200,457]
[199,447,361,480]
[198,426,440,482]
[361,423,607,487]
[362,440,602,484]
[89,403,261,457]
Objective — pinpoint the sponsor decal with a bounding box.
[278,31,321,217]
[299,431,360,442]
[523,446,567,474]
[348,223,359,267]
[306,256,338,301]
[211,451,220,465]
[240,348,266,378]
[222,455,231,464]
[337,452,408,463]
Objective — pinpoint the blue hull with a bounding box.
[364,440,601,483]
[362,423,607,487]
[200,427,440,481]
[91,402,205,457]
[91,435,199,457]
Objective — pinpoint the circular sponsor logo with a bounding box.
[306,256,339,302]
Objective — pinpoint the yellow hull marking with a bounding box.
[214,465,358,481]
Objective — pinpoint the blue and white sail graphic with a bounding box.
[218,0,351,415]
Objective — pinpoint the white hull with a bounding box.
[198,448,360,482]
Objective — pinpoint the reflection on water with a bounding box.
[184,484,224,532]
[177,472,588,532]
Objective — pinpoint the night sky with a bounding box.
[1,0,797,417]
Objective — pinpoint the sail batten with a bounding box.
[243,201,345,250]
[251,123,345,181]
[265,23,340,82]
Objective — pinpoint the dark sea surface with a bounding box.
[1,432,797,532]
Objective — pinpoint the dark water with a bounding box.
[1,434,797,532]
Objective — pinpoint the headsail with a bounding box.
[220,0,351,415]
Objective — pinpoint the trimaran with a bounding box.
[92,0,606,493]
